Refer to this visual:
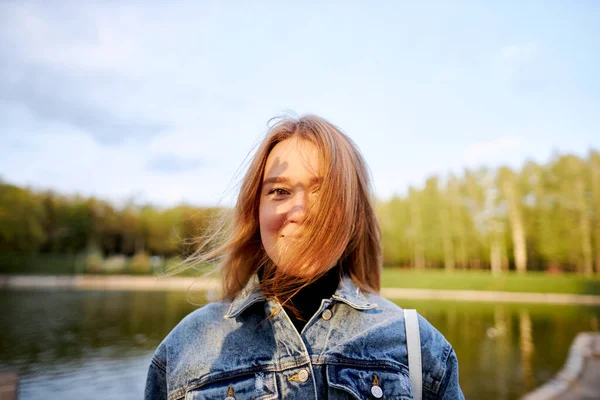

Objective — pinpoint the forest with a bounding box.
[1,150,599,275]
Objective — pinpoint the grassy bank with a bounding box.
[0,252,83,275]
[0,252,210,276]
[2,253,600,295]
[381,268,600,295]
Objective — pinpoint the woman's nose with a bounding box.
[286,193,307,223]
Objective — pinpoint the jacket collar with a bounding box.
[224,273,377,319]
[224,274,264,319]
[331,275,378,310]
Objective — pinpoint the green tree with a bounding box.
[0,183,46,253]
[498,167,527,273]
[590,150,600,274]
[408,187,425,269]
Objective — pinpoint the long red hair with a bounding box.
[181,114,381,301]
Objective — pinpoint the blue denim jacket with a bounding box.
[145,275,464,399]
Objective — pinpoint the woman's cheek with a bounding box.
[260,205,287,233]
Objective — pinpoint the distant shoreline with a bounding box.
[0,274,220,292]
[2,274,600,305]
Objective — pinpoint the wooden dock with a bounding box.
[523,332,600,399]
[0,372,18,400]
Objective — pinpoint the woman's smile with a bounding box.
[258,137,322,274]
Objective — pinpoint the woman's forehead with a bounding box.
[263,138,323,181]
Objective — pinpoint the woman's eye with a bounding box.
[268,188,289,196]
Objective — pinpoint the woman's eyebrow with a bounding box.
[263,176,323,186]
[311,177,323,185]
[263,176,289,185]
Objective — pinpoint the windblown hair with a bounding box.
[184,114,381,302]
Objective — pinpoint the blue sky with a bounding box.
[1,1,598,207]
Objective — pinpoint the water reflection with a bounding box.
[1,290,599,400]
[396,299,600,400]
[494,306,510,400]
[519,310,534,390]
[2,290,202,357]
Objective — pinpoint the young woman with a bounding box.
[145,115,464,399]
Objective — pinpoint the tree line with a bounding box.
[379,150,600,275]
[1,150,599,274]
[0,188,222,257]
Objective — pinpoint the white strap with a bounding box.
[404,309,422,400]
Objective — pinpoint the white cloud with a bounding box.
[0,121,240,207]
[1,3,597,208]
[501,42,538,61]
[462,136,524,165]
[497,41,547,92]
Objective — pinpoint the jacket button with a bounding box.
[371,385,383,398]
[322,309,333,320]
[298,369,309,382]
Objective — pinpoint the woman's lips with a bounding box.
[280,233,300,239]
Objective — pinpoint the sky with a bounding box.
[1,1,599,208]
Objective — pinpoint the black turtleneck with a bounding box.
[258,266,341,333]
[285,266,341,332]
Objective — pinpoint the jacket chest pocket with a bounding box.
[326,365,413,400]
[185,371,278,400]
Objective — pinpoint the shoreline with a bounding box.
[1,274,600,305]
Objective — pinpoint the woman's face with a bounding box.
[259,137,322,274]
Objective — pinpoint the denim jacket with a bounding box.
[145,275,464,399]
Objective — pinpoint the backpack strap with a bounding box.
[404,309,422,400]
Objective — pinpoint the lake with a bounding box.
[0,289,598,399]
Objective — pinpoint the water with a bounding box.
[0,289,598,399]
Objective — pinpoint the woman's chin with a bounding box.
[274,261,316,279]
